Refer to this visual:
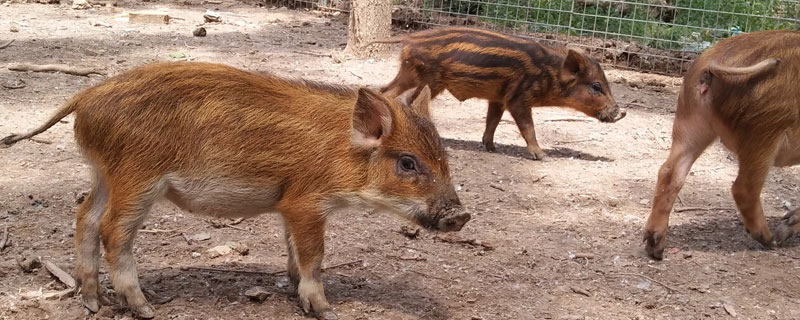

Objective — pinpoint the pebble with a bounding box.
[244,286,271,302]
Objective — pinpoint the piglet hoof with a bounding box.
[131,303,155,319]
[775,210,800,246]
[82,295,100,313]
[317,310,339,320]
[643,230,664,260]
[527,148,547,161]
[746,226,776,250]
[481,141,496,153]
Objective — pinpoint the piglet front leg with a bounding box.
[280,199,337,320]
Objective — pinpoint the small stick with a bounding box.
[674,207,732,213]
[229,218,245,225]
[29,137,53,145]
[531,174,548,183]
[571,252,595,259]
[606,272,679,293]
[204,0,223,3]
[409,270,456,283]
[8,64,106,77]
[222,224,248,232]
[648,128,669,150]
[543,117,594,123]
[489,183,505,192]
[348,70,363,80]
[0,40,13,50]
[400,245,431,254]
[290,50,330,58]
[182,259,363,276]
[140,228,178,233]
[556,138,600,145]
[180,233,193,245]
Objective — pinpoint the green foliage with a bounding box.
[421,0,800,50]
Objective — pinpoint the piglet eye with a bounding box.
[398,155,417,173]
[590,82,604,94]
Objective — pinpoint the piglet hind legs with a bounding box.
[281,199,338,320]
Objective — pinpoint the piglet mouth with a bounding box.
[598,109,627,123]
[435,213,471,232]
[415,210,471,232]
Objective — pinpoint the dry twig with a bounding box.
[0,227,9,253]
[182,259,364,276]
[290,50,330,57]
[0,40,13,50]
[409,269,456,283]
[674,206,732,213]
[8,64,106,77]
[543,117,593,123]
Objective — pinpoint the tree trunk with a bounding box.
[345,0,392,59]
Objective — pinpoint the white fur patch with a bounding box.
[163,174,283,218]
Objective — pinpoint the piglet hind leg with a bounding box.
[99,177,164,319]
[730,140,780,249]
[280,200,337,320]
[644,114,717,260]
[74,168,111,313]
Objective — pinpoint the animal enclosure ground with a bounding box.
[1,2,800,320]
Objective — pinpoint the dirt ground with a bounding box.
[1,2,800,320]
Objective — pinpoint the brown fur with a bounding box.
[374,27,625,160]
[2,62,470,319]
[643,30,800,260]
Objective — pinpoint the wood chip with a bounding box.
[42,259,77,288]
[570,286,591,297]
[0,227,9,252]
[723,303,737,317]
[129,12,171,24]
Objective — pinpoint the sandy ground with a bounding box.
[1,2,800,320]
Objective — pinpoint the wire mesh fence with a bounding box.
[269,0,800,75]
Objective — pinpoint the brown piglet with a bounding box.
[643,30,800,260]
[1,62,471,319]
[373,27,626,160]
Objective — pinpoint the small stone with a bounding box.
[206,245,232,258]
[226,241,249,256]
[203,11,221,23]
[192,27,206,37]
[722,303,737,317]
[191,252,201,258]
[244,286,271,302]
[72,0,91,10]
[17,256,41,273]
[10,26,19,33]
[190,233,211,241]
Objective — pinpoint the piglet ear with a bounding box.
[409,86,432,120]
[560,48,588,84]
[351,88,394,150]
